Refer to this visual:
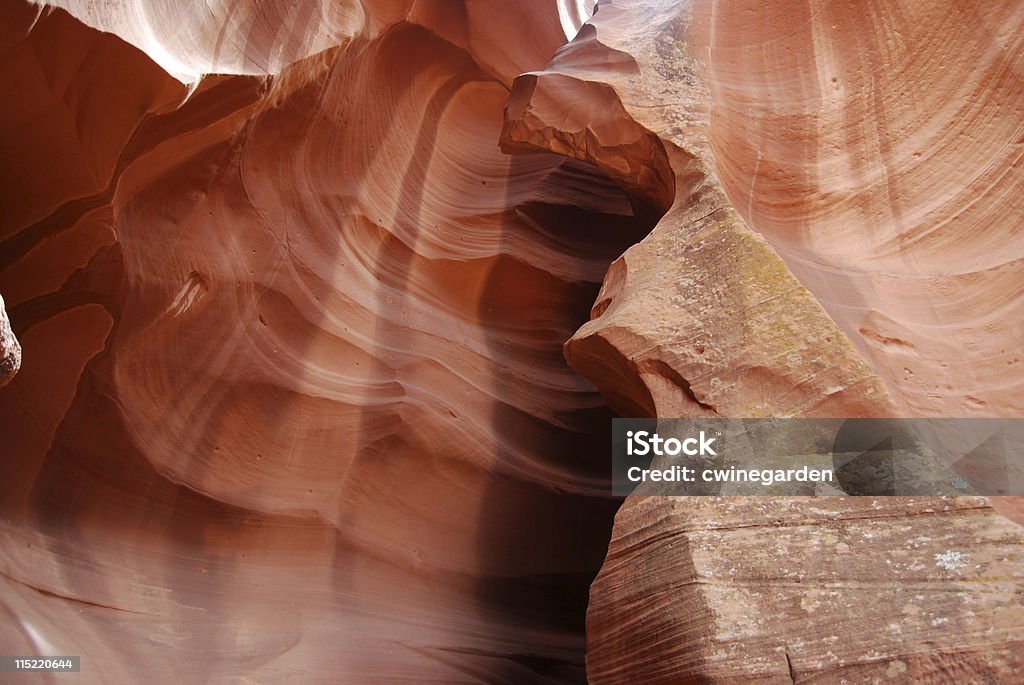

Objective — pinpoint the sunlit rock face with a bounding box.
[37,0,597,86]
[697,0,1024,419]
[2,0,1023,683]
[500,0,1024,682]
[0,294,21,387]
[503,4,900,421]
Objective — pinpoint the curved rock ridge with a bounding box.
[3,0,1023,683]
[498,1,1024,682]
[36,0,596,86]
[692,0,1024,419]
[1,1,651,681]
[503,0,898,419]
[39,0,366,83]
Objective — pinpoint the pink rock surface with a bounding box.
[589,496,1024,683]
[500,1,1024,681]
[693,0,1024,419]
[0,1,630,681]
[1,0,1023,682]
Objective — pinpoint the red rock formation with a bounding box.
[696,0,1024,419]
[589,496,1024,683]
[0,1,637,681]
[2,0,1023,683]
[498,1,1024,682]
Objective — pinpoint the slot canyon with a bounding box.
[1,0,1023,682]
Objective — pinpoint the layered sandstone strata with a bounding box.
[501,0,1024,681]
[589,496,1024,683]
[0,1,632,681]
[1,0,1022,683]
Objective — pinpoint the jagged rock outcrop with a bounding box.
[500,0,1024,682]
[0,294,21,386]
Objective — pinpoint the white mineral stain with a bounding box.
[934,550,968,571]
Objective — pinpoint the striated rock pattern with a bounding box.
[590,496,1024,683]
[504,9,899,420]
[0,0,641,681]
[699,0,1024,419]
[500,0,1024,682]
[1,0,1023,684]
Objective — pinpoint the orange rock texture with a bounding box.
[1,0,1022,683]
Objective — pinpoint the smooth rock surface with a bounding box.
[0,1,636,682]
[1,0,1023,683]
